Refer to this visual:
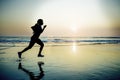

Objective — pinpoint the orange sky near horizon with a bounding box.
[0,0,120,37]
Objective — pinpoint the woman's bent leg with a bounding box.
[18,40,35,58]
[36,39,44,57]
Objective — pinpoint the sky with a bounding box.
[0,0,120,37]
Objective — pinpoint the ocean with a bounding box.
[0,36,120,47]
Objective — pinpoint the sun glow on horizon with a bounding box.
[70,23,78,33]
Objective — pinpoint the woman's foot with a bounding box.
[18,52,22,58]
[38,54,44,57]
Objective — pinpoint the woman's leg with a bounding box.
[36,39,44,57]
[18,40,35,58]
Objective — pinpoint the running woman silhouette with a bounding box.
[18,19,47,58]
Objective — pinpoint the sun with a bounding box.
[71,27,77,32]
[71,24,78,32]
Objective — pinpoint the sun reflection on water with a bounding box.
[72,42,77,53]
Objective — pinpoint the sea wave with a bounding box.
[0,36,120,47]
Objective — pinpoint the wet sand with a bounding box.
[0,43,120,80]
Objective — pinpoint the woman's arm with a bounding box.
[31,26,36,32]
[42,25,47,33]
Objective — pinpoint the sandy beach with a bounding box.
[0,43,120,80]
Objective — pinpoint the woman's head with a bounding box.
[37,19,43,25]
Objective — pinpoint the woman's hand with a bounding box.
[43,25,47,29]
